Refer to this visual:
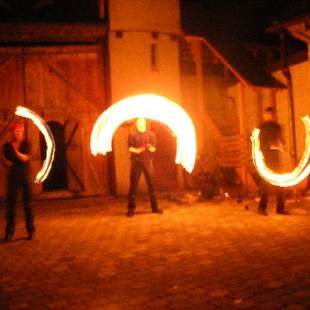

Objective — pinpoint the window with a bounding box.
[151,43,158,71]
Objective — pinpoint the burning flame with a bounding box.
[15,106,55,183]
[251,115,310,187]
[91,94,197,173]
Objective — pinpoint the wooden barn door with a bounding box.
[0,48,25,197]
[41,121,68,191]
[22,45,107,195]
[0,48,24,110]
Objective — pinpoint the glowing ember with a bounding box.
[91,94,197,173]
[251,115,310,187]
[15,106,55,183]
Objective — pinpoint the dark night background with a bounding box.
[1,1,310,35]
[0,0,309,63]
[0,1,309,39]
[181,0,310,42]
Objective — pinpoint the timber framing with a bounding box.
[0,22,108,43]
[267,15,310,44]
[267,15,310,33]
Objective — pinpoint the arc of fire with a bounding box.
[15,106,56,183]
[251,115,310,187]
[90,94,197,173]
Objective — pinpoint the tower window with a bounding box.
[115,31,123,38]
[151,43,158,71]
[151,32,159,40]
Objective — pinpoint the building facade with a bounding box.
[0,17,110,199]
[1,1,309,200]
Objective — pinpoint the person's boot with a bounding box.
[27,229,35,241]
[152,208,163,214]
[4,232,13,241]
[127,208,135,217]
[151,200,163,214]
[276,209,290,215]
[258,208,268,216]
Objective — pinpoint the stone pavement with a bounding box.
[0,195,309,310]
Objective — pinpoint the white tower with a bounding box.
[108,0,182,194]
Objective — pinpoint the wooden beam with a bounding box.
[0,22,108,43]
[186,36,251,88]
[291,31,310,44]
[237,83,247,187]
[267,15,310,33]
[98,0,106,20]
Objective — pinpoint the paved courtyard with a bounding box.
[0,195,309,310]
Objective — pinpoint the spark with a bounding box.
[251,115,310,187]
[91,94,197,173]
[15,106,55,183]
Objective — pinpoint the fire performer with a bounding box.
[257,107,289,216]
[2,122,35,241]
[127,117,163,217]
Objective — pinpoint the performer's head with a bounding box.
[10,122,24,142]
[263,106,277,122]
[135,117,147,133]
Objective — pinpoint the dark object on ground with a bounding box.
[258,208,268,216]
[277,210,291,215]
[3,232,13,241]
[127,209,134,217]
[152,208,163,214]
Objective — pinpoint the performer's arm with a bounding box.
[1,157,12,168]
[129,146,145,154]
[146,144,155,152]
[2,144,12,168]
[271,125,285,151]
[128,133,145,154]
[146,132,156,153]
[12,143,30,162]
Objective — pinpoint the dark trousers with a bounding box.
[258,153,285,212]
[128,160,158,211]
[258,180,285,212]
[5,172,34,235]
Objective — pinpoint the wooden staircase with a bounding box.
[205,110,258,192]
[219,133,258,192]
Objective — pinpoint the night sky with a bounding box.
[0,0,309,51]
[0,1,309,42]
[181,0,310,43]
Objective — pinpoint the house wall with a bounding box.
[227,85,274,138]
[109,0,181,34]
[108,0,182,195]
[226,58,310,177]
[273,60,310,169]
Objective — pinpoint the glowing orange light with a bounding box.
[251,115,310,187]
[91,94,197,173]
[15,106,55,183]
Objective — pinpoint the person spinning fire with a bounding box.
[2,122,35,241]
[257,106,289,216]
[127,117,163,217]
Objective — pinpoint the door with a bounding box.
[152,121,178,190]
[41,121,68,191]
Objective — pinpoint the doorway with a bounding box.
[151,121,178,190]
[40,121,68,191]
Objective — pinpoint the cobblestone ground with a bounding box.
[0,195,309,310]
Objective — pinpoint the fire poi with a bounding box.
[90,94,197,173]
[15,106,55,183]
[251,115,310,187]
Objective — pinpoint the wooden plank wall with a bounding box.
[0,44,108,199]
